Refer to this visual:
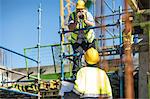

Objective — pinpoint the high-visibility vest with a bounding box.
[74,67,112,97]
[68,11,95,44]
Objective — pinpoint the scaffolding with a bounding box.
[1,0,150,98]
[59,0,135,98]
[0,46,40,98]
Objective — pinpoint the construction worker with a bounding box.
[67,0,95,77]
[73,47,112,98]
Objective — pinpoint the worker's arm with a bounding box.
[76,10,95,27]
[100,71,112,99]
[74,68,85,94]
[84,19,94,26]
[68,12,77,31]
[103,72,113,98]
[83,10,95,26]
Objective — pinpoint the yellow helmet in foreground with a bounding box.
[84,47,100,65]
[76,0,85,9]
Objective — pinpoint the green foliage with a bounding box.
[32,72,71,80]
[85,0,93,9]
[133,12,150,35]
[40,73,61,80]
[134,13,144,23]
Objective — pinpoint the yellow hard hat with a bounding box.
[76,0,85,9]
[84,47,100,65]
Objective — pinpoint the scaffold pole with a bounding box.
[0,87,39,97]
[60,0,65,82]
[37,3,42,99]
[118,6,124,98]
[124,0,135,98]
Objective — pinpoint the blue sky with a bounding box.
[0,0,60,52]
[0,0,60,67]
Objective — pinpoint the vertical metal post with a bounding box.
[112,0,115,48]
[118,6,124,98]
[60,0,65,81]
[37,3,42,99]
[124,0,134,98]
[100,0,104,49]
[95,0,101,49]
[2,73,4,86]
[51,47,56,73]
[93,0,96,18]
[60,0,65,99]
[66,0,72,77]
[24,48,29,77]
[66,0,71,19]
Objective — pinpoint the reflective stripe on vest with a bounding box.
[70,11,94,43]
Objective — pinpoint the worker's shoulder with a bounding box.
[80,66,102,71]
[86,11,93,15]
[97,68,107,74]
[99,69,106,74]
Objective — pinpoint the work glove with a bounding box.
[68,22,77,31]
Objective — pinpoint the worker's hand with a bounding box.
[82,10,87,20]
[68,22,77,31]
[77,10,87,21]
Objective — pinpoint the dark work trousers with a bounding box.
[71,36,95,77]
[80,97,99,99]
[64,91,80,99]
[64,92,99,99]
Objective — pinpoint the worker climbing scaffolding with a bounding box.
[67,0,96,78]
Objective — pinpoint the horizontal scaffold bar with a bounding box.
[96,11,133,19]
[0,87,40,97]
[63,52,82,58]
[0,46,38,63]
[2,79,36,84]
[24,37,120,49]
[59,23,118,34]
[0,67,40,80]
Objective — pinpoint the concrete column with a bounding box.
[139,51,148,98]
[138,25,149,98]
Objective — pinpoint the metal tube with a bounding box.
[2,79,35,83]
[0,87,39,97]
[100,0,104,50]
[37,3,42,99]
[0,66,39,80]
[0,46,38,63]
[104,0,114,13]
[25,36,119,49]
[119,6,124,98]
[95,11,133,19]
[112,0,115,47]
[60,1,65,99]
[105,28,115,37]
[24,48,29,77]
[60,0,65,81]
[124,0,134,98]
[59,23,118,34]
[51,46,56,73]
[63,46,123,57]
